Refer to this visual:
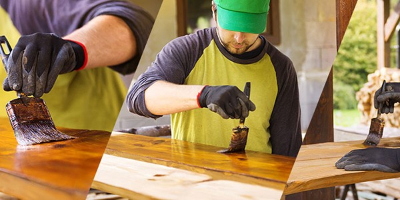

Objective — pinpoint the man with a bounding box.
[127,0,301,157]
[0,0,155,131]
[336,82,400,173]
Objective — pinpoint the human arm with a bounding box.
[62,15,136,69]
[335,147,400,173]
[144,80,204,115]
[268,47,302,157]
[144,80,255,118]
[2,0,154,96]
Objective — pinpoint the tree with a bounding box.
[333,0,377,109]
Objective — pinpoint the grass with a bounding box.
[334,109,362,127]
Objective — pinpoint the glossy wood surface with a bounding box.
[0,117,110,200]
[102,132,295,191]
[285,137,400,195]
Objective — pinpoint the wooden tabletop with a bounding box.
[93,132,295,199]
[0,117,110,200]
[284,137,400,195]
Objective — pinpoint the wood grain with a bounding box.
[0,117,110,200]
[101,132,295,191]
[94,154,284,200]
[284,137,400,195]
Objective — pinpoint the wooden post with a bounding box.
[377,0,391,69]
[286,0,357,199]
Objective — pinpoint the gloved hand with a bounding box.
[3,33,86,97]
[374,82,400,114]
[197,85,256,119]
[335,147,400,173]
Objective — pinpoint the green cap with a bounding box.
[214,0,270,34]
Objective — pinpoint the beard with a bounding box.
[221,41,252,54]
[219,36,259,55]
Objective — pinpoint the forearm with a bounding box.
[145,80,205,115]
[63,15,136,69]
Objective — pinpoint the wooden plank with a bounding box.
[93,154,283,200]
[284,137,400,195]
[384,1,400,41]
[102,132,294,191]
[0,117,110,200]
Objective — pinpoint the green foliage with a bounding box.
[333,0,377,109]
[334,109,361,127]
[333,81,358,110]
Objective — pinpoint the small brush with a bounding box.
[218,82,251,153]
[363,80,386,146]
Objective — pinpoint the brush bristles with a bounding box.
[363,134,381,146]
[12,121,75,146]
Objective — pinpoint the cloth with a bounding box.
[127,27,301,157]
[0,0,154,131]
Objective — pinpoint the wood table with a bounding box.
[93,132,295,199]
[284,137,400,195]
[0,117,111,200]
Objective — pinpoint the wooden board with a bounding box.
[0,117,111,200]
[104,132,294,189]
[284,137,400,195]
[94,154,284,200]
[93,132,295,198]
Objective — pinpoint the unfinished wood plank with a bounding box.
[104,132,294,191]
[357,178,400,198]
[93,154,283,200]
[0,117,110,200]
[284,137,400,195]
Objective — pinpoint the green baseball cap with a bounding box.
[214,0,270,34]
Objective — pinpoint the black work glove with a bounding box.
[374,82,400,114]
[3,33,86,97]
[198,85,256,119]
[335,147,400,173]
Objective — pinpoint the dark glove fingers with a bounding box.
[335,155,365,168]
[389,103,395,113]
[57,43,76,74]
[374,88,381,109]
[228,98,241,119]
[382,106,391,114]
[208,103,229,119]
[248,100,256,111]
[34,48,52,97]
[238,98,249,118]
[3,77,11,91]
[344,163,398,173]
[21,53,37,96]
[216,107,230,119]
[44,44,75,93]
[335,160,356,169]
[6,49,24,91]
[21,43,41,96]
[224,102,238,119]
[377,92,400,104]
